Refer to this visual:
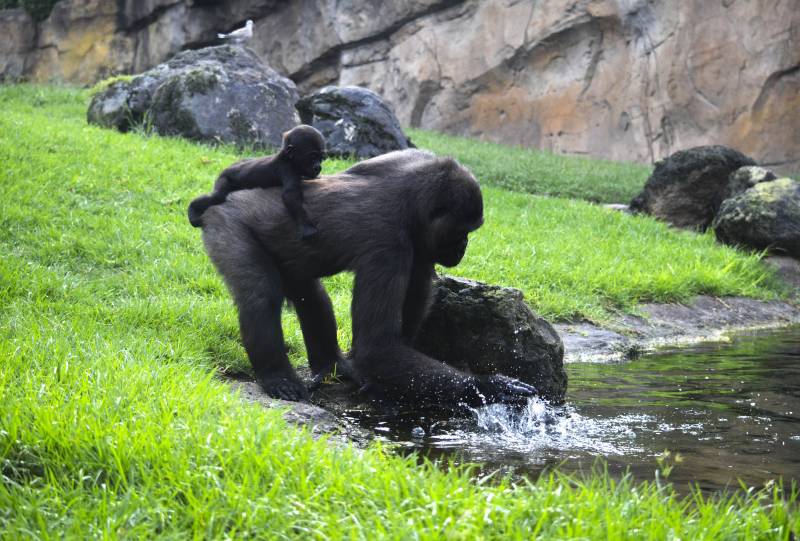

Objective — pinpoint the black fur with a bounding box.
[200,149,537,407]
[188,125,325,240]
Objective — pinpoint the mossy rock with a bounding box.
[713,178,800,258]
[629,145,756,230]
[86,80,136,131]
[87,45,300,148]
[414,276,567,404]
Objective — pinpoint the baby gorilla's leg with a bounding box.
[188,179,233,227]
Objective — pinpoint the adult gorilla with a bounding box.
[200,149,536,408]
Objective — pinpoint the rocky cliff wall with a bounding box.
[2,0,797,173]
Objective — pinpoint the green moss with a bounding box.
[88,74,134,97]
[151,75,200,137]
[183,68,219,95]
[751,178,797,203]
[227,108,257,145]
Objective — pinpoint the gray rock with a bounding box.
[0,8,34,80]
[414,276,567,404]
[712,178,800,258]
[556,295,800,363]
[86,80,133,131]
[629,145,756,230]
[724,166,777,201]
[296,85,411,159]
[87,45,300,148]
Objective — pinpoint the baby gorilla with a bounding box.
[188,125,325,239]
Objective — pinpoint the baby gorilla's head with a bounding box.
[282,125,326,179]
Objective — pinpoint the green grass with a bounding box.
[1,84,797,539]
[408,128,651,203]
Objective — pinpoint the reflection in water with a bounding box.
[345,326,800,492]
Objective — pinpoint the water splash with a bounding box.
[433,398,650,456]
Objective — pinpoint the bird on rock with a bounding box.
[218,20,254,42]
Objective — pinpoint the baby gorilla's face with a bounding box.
[283,125,327,180]
[296,149,324,179]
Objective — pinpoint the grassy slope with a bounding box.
[1,85,796,539]
[408,128,650,203]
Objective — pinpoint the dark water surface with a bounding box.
[345,327,800,492]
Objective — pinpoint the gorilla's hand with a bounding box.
[474,375,538,406]
[260,376,310,402]
[308,357,356,391]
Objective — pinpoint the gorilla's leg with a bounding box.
[285,279,353,388]
[203,225,307,400]
[187,176,233,227]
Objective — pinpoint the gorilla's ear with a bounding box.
[281,130,293,154]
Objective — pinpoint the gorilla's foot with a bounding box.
[308,358,355,390]
[260,376,310,402]
[476,375,537,406]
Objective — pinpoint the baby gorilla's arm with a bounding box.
[281,174,318,240]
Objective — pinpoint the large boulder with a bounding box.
[296,85,411,159]
[87,45,300,148]
[712,178,800,258]
[414,276,567,404]
[629,145,756,230]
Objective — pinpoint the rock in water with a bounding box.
[629,146,756,230]
[712,178,800,258]
[296,86,411,158]
[87,45,299,148]
[415,276,567,404]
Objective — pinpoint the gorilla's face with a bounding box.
[426,172,484,267]
[435,229,470,267]
[297,150,324,179]
[284,125,326,179]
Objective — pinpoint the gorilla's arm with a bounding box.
[401,263,433,344]
[350,247,535,409]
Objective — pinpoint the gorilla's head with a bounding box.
[422,157,484,267]
[283,125,326,179]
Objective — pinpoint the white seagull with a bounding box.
[218,20,254,42]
